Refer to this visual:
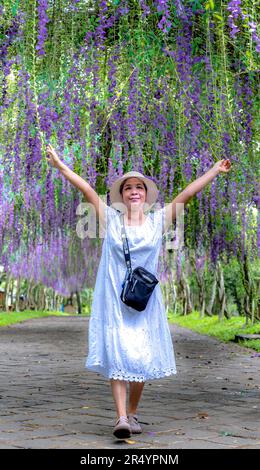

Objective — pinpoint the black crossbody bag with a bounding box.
[120,213,159,311]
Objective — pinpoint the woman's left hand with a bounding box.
[213,159,232,174]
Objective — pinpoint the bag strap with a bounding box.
[120,213,132,275]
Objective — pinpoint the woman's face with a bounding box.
[121,177,147,212]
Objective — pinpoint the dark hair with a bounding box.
[119,178,147,195]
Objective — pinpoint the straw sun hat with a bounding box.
[109,171,159,210]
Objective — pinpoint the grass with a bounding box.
[168,311,260,352]
[1,309,260,352]
[0,310,71,327]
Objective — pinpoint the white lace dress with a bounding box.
[85,205,177,382]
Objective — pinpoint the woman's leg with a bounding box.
[110,379,128,418]
[128,381,145,415]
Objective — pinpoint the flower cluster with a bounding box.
[227,0,242,38]
[139,0,151,18]
[36,0,50,56]
[227,1,260,52]
[0,0,259,296]
[155,0,172,34]
[248,20,260,53]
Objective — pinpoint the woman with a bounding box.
[46,143,231,439]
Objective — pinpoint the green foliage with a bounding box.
[0,310,70,327]
[169,311,260,351]
[242,339,260,351]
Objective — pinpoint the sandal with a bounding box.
[113,416,131,439]
[128,414,142,434]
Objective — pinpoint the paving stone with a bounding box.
[0,316,259,449]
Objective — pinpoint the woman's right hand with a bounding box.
[46,143,63,169]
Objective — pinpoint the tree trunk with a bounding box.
[161,283,169,313]
[172,282,177,315]
[52,290,56,310]
[178,276,186,315]
[255,279,260,321]
[181,272,193,315]
[25,280,37,310]
[233,286,244,316]
[5,274,11,312]
[40,285,46,311]
[54,294,61,311]
[244,295,250,325]
[205,273,216,317]
[76,291,82,314]
[36,285,45,311]
[239,252,257,323]
[10,277,14,308]
[15,277,21,312]
[44,288,50,311]
[189,251,206,318]
[25,280,31,310]
[216,261,230,320]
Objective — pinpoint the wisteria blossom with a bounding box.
[0,0,258,299]
[36,0,50,56]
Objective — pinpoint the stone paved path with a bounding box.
[0,316,259,449]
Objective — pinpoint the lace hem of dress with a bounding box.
[109,368,177,382]
[85,361,177,382]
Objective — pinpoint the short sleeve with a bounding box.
[99,204,119,237]
[105,204,118,221]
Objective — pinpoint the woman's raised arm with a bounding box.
[163,159,231,233]
[46,143,106,223]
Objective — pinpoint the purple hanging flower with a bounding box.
[248,21,260,53]
[227,1,260,52]
[140,0,151,18]
[36,0,50,56]
[227,0,242,19]
[155,0,172,34]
